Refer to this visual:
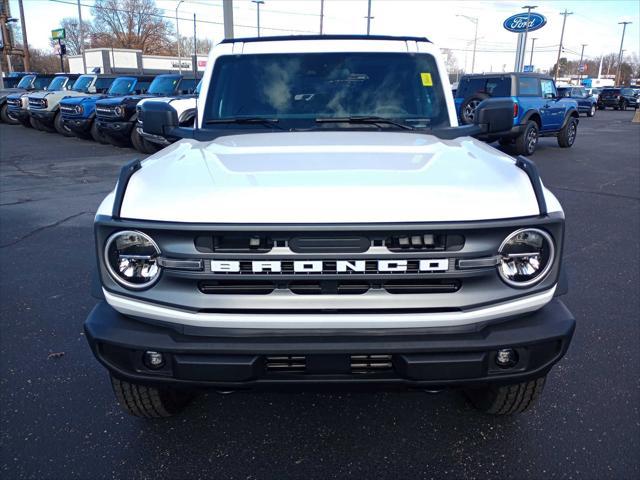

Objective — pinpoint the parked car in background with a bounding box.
[1,74,55,124]
[456,73,580,155]
[597,87,639,110]
[95,74,197,152]
[135,81,200,150]
[0,72,36,88]
[585,87,602,102]
[26,74,82,132]
[557,86,598,117]
[6,75,67,128]
[60,75,153,143]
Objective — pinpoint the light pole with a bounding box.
[554,9,573,81]
[520,5,537,72]
[319,0,324,35]
[175,0,184,74]
[456,15,478,73]
[615,21,631,85]
[529,37,537,68]
[252,0,264,37]
[77,0,86,73]
[18,0,30,71]
[365,0,373,35]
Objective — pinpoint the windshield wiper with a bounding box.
[315,116,414,130]
[205,117,283,130]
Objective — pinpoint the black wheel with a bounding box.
[465,376,546,415]
[587,105,596,117]
[90,120,109,144]
[557,117,578,148]
[30,116,43,130]
[460,93,489,124]
[1,103,19,124]
[54,111,74,136]
[621,100,628,111]
[20,116,33,128]
[514,121,538,156]
[110,375,195,418]
[131,126,160,154]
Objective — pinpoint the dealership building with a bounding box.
[67,48,209,75]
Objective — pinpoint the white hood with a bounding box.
[114,131,553,223]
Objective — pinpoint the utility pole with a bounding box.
[554,9,573,81]
[193,13,197,79]
[456,15,478,73]
[319,0,324,35]
[252,0,264,37]
[175,0,184,74]
[76,0,86,73]
[18,0,29,71]
[223,0,234,39]
[615,21,631,85]
[576,43,586,81]
[529,37,537,67]
[520,5,536,72]
[365,0,373,35]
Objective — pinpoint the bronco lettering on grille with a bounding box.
[210,259,449,274]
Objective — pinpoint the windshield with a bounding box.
[204,52,449,128]
[17,75,35,89]
[148,76,180,95]
[71,75,95,92]
[47,76,68,91]
[108,77,136,96]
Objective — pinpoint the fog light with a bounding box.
[144,351,165,369]
[495,348,518,368]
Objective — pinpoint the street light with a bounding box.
[616,21,632,85]
[176,0,184,74]
[252,0,265,37]
[456,15,478,73]
[529,37,537,68]
[521,5,537,72]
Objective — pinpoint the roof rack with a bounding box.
[220,34,430,44]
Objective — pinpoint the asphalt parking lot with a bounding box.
[1,111,639,479]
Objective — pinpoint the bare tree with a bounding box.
[91,0,173,54]
[175,35,213,57]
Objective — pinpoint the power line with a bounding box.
[49,0,318,33]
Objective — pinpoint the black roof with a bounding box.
[220,34,430,44]
[460,72,552,79]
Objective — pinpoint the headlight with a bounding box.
[498,228,555,288]
[114,105,125,117]
[104,231,161,289]
[75,105,84,114]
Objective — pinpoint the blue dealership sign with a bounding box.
[503,13,547,33]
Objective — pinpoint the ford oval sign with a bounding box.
[503,13,547,33]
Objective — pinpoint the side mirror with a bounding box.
[543,92,555,99]
[140,100,193,139]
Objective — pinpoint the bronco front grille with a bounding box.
[60,105,77,115]
[7,98,22,108]
[96,105,116,117]
[28,98,46,109]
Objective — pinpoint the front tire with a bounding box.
[30,117,43,130]
[465,376,546,415]
[587,105,596,117]
[1,103,19,124]
[110,376,195,418]
[557,117,578,148]
[621,100,628,111]
[130,126,157,153]
[90,120,109,144]
[514,121,538,156]
[54,111,74,136]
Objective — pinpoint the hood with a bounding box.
[61,94,106,106]
[0,87,26,98]
[116,131,548,224]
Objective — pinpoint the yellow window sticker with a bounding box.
[420,72,433,87]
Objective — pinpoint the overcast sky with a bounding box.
[9,0,640,73]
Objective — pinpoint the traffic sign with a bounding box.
[51,28,66,40]
[578,64,587,73]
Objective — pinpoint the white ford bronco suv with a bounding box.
[85,35,575,418]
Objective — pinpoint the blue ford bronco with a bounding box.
[60,76,153,143]
[94,74,197,152]
[455,73,580,155]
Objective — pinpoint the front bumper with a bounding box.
[63,117,92,132]
[29,109,56,124]
[96,119,133,138]
[85,299,575,390]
